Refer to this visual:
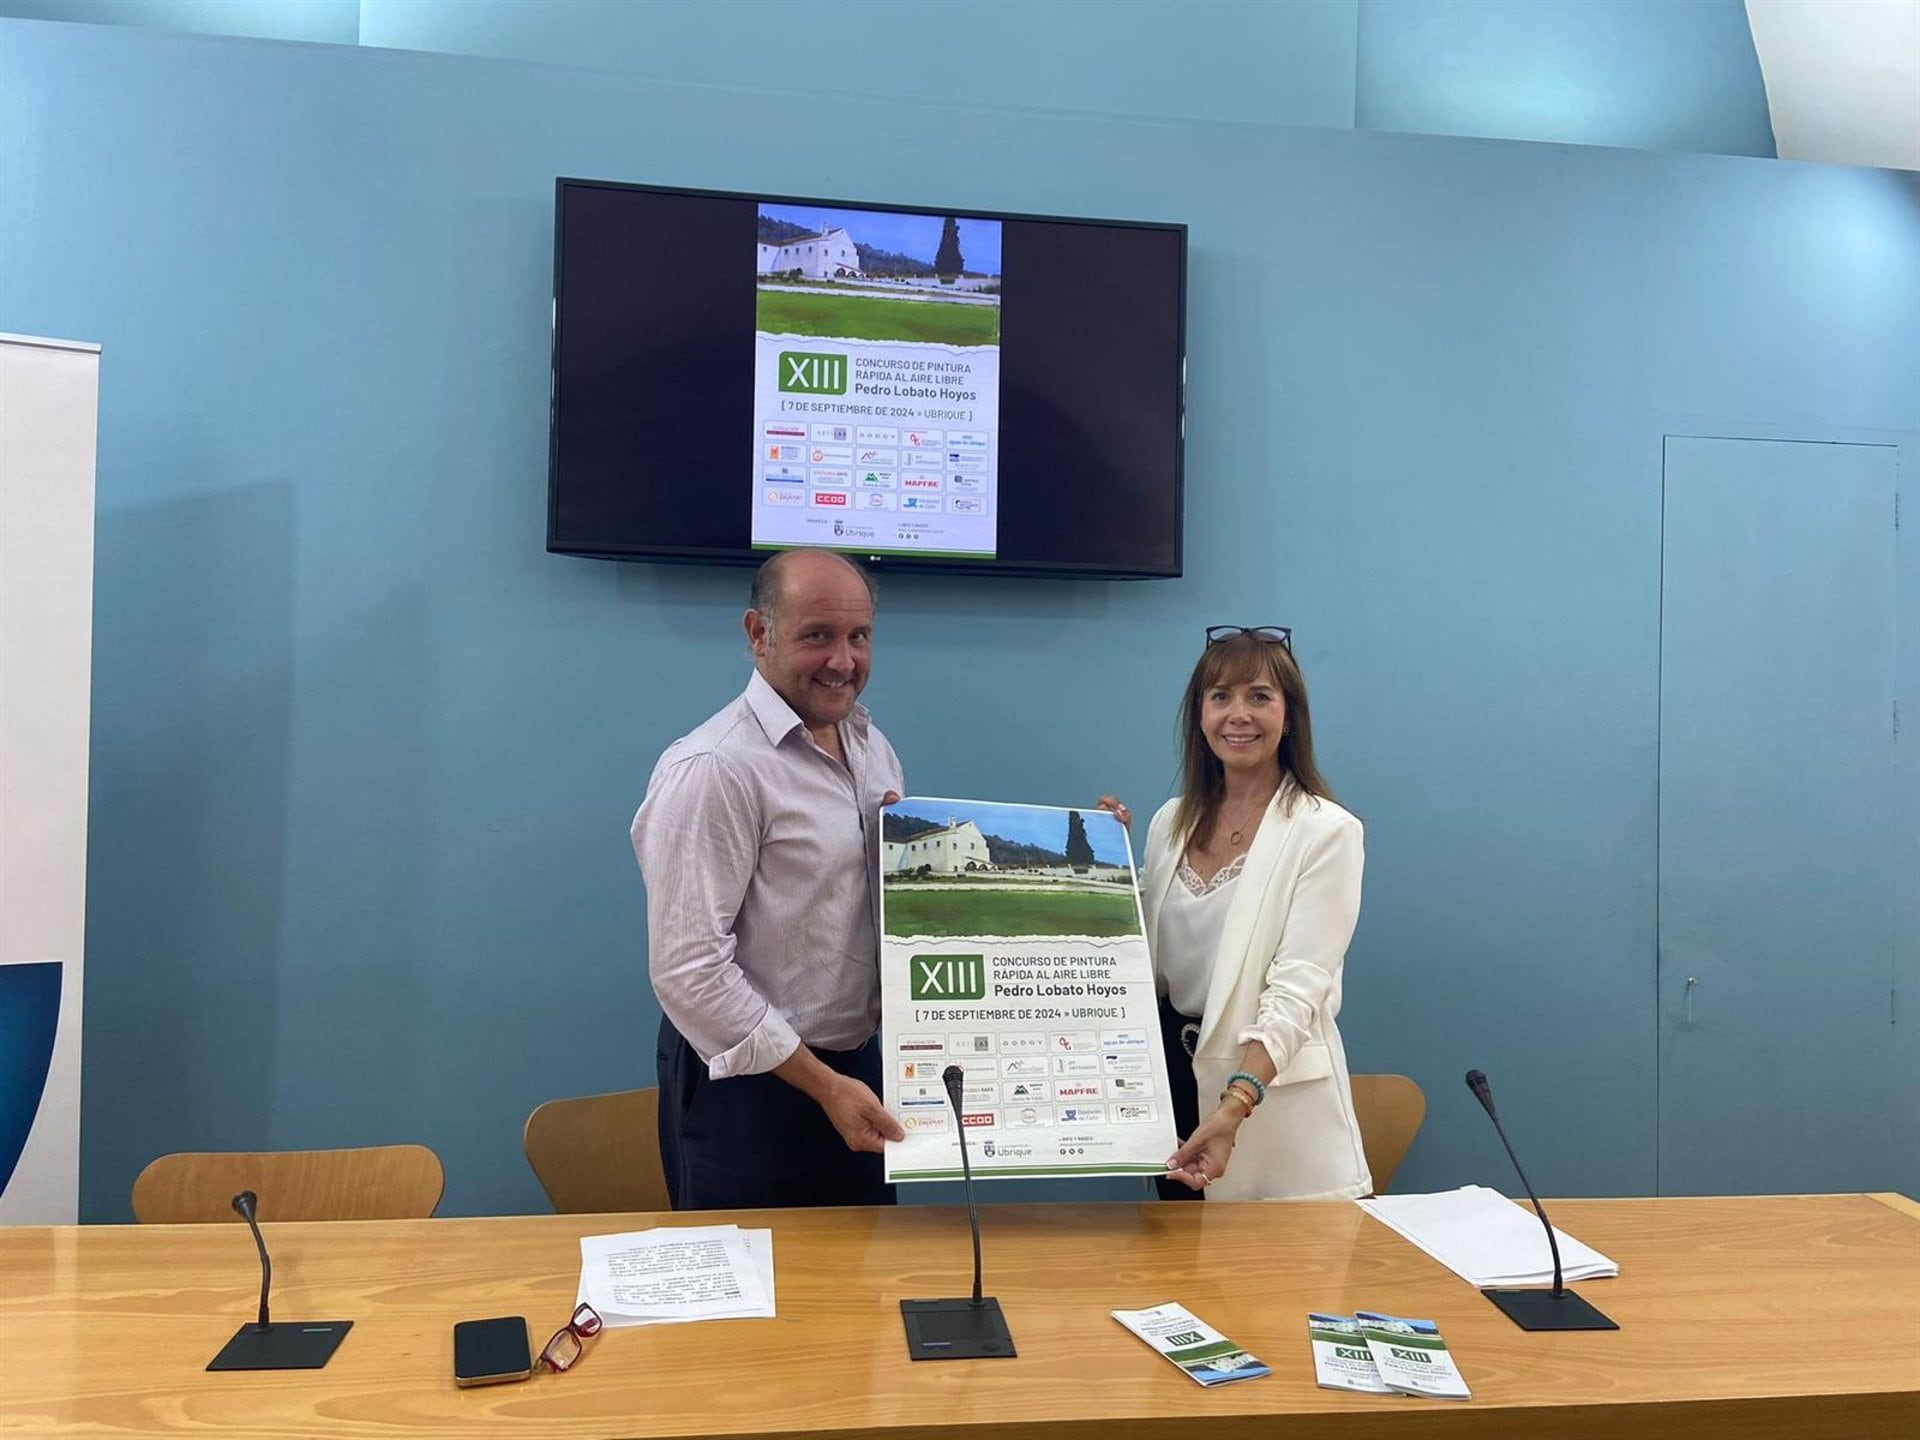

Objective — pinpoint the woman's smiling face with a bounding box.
[1199,669,1286,779]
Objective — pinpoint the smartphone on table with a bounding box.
[452,1316,532,1387]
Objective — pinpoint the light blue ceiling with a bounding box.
[1357,0,1774,157]
[0,0,359,45]
[0,0,1778,159]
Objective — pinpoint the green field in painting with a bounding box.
[757,289,1000,346]
[883,886,1136,937]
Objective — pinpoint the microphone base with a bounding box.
[1481,1287,1618,1332]
[207,1319,353,1370]
[900,1298,1016,1360]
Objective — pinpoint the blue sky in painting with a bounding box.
[760,204,1002,276]
[889,797,1129,866]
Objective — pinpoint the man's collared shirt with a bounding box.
[633,671,904,1078]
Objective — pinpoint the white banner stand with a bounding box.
[0,334,99,1224]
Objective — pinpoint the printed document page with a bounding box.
[577,1225,775,1326]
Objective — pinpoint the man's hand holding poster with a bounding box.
[879,797,1178,1182]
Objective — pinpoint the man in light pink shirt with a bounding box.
[633,549,906,1209]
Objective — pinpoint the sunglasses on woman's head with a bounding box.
[1204,625,1292,650]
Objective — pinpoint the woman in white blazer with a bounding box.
[1104,625,1370,1201]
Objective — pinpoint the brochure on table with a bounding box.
[1353,1312,1472,1400]
[879,796,1178,1182]
[1113,1303,1269,1386]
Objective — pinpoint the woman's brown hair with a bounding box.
[1172,631,1336,848]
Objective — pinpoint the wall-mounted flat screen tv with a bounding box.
[549,179,1186,578]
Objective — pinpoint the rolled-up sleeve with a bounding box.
[1236,813,1364,1076]
[633,752,803,1078]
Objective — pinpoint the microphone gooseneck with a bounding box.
[1463,1069,1566,1296]
[942,1064,984,1305]
[231,1190,272,1328]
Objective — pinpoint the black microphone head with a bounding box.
[231,1190,257,1218]
[942,1064,964,1106]
[1465,1069,1497,1119]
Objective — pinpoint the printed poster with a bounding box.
[879,797,1178,1182]
[750,205,1001,560]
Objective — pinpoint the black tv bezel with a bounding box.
[548,177,1187,580]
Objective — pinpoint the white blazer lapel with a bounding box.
[1195,795,1299,1055]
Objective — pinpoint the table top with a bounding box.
[3,1194,1916,1439]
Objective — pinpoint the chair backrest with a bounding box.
[131,1144,445,1224]
[1350,1074,1426,1194]
[523,1087,669,1215]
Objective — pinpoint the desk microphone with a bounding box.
[1465,1069,1617,1332]
[944,1065,987,1303]
[234,1190,273,1328]
[899,1064,1015,1360]
[205,1190,353,1371]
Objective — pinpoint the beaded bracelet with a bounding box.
[1224,1082,1261,1113]
[1226,1071,1267,1106]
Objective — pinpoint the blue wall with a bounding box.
[2,17,1914,1220]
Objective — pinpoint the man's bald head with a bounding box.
[749,549,876,633]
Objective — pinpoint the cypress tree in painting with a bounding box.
[934,215,963,281]
[1065,809,1094,871]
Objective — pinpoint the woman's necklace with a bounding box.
[1223,788,1278,847]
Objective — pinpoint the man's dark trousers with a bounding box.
[656,1016,896,1210]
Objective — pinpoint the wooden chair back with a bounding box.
[131,1144,445,1223]
[1350,1074,1427,1194]
[523,1087,669,1215]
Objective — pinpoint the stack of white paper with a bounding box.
[576,1224,776,1327]
[1356,1186,1618,1288]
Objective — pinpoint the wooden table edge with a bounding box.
[646,1390,1920,1440]
[1867,1191,1920,1223]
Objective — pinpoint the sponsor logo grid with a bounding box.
[891,1027,1158,1133]
[760,422,995,523]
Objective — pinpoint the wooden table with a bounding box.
[3,1195,1916,1438]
